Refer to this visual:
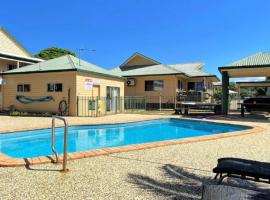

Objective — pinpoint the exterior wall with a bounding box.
[1,71,124,116]
[76,72,125,116]
[124,75,215,97]
[0,29,30,57]
[76,72,124,97]
[125,75,178,97]
[2,71,77,115]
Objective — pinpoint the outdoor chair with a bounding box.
[213,158,270,184]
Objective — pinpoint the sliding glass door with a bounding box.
[106,87,120,113]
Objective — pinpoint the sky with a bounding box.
[1,0,270,80]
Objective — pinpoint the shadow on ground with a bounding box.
[24,157,61,172]
[128,164,266,200]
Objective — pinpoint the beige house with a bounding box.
[111,52,218,98]
[0,27,42,72]
[0,27,43,108]
[1,55,124,116]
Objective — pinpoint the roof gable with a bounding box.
[120,52,160,68]
[0,27,32,57]
[225,52,270,67]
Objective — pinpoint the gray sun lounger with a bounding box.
[213,158,270,184]
[202,185,270,200]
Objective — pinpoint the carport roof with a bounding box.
[218,52,270,77]
[220,52,270,69]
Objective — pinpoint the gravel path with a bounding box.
[0,114,270,199]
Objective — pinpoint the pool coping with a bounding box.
[0,120,265,167]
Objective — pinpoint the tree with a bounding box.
[34,47,77,60]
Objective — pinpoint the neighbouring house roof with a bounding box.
[120,52,161,67]
[3,55,124,80]
[221,52,270,68]
[112,52,218,80]
[111,62,218,79]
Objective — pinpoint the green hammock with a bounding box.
[16,95,53,104]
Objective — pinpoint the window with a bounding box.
[17,84,23,92]
[24,84,31,92]
[145,81,154,91]
[47,83,55,92]
[188,82,205,91]
[17,84,31,92]
[195,82,204,91]
[145,80,164,91]
[8,64,16,71]
[47,83,63,92]
[55,83,63,92]
[187,82,195,91]
[177,80,183,90]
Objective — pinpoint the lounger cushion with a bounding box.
[202,185,270,200]
[213,158,270,180]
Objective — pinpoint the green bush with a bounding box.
[9,111,53,117]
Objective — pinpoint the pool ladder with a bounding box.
[51,115,69,172]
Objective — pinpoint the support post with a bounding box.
[221,71,229,115]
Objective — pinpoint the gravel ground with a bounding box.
[0,114,270,199]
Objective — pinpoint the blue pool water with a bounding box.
[0,119,249,158]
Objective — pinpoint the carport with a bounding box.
[219,52,270,114]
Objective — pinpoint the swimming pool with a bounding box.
[0,119,249,158]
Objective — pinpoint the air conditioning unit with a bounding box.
[126,78,135,86]
[0,79,6,85]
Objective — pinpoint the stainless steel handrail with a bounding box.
[51,118,59,163]
[51,115,69,172]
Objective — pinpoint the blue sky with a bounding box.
[1,0,270,79]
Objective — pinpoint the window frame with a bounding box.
[47,83,63,92]
[8,64,16,71]
[17,84,31,92]
[145,80,154,91]
[145,80,164,91]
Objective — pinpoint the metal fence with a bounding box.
[77,92,214,116]
[77,96,124,117]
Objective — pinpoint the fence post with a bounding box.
[159,94,162,111]
[76,96,79,116]
[144,96,147,111]
[174,96,176,109]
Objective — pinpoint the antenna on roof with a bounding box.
[77,48,96,66]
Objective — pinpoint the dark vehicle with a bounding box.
[241,97,270,117]
[243,97,270,112]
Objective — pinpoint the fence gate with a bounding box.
[77,96,124,117]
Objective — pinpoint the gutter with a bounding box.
[219,65,270,72]
[2,68,125,81]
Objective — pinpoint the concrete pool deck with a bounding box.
[0,114,270,199]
